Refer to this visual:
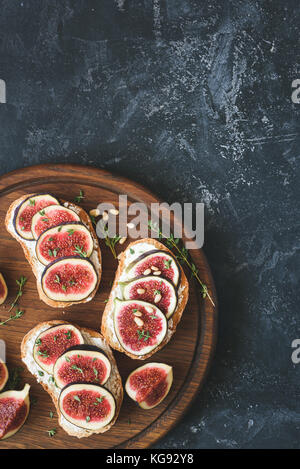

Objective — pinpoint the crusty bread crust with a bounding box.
[21,320,123,438]
[5,194,102,308]
[101,238,189,360]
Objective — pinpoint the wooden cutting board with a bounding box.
[0,164,217,449]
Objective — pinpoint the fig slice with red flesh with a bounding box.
[121,275,178,319]
[126,249,180,286]
[0,383,30,440]
[53,345,111,389]
[31,205,80,240]
[41,257,98,302]
[0,359,8,392]
[125,363,173,409]
[113,299,167,356]
[36,222,94,265]
[59,382,116,430]
[0,273,8,305]
[13,194,59,240]
[33,324,84,374]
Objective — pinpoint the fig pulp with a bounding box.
[126,250,180,286]
[0,384,30,439]
[0,273,8,305]
[31,205,80,240]
[41,257,98,302]
[53,346,111,388]
[14,194,59,240]
[113,299,167,356]
[122,276,177,319]
[36,223,93,265]
[0,359,8,391]
[125,363,173,409]
[33,324,84,374]
[59,383,116,430]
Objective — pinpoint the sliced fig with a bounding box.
[33,324,84,374]
[113,299,167,356]
[59,382,116,430]
[41,257,98,302]
[31,205,80,240]
[126,249,180,286]
[0,359,8,392]
[125,363,173,409]
[0,383,30,440]
[53,345,111,389]
[0,273,8,305]
[36,223,93,265]
[121,276,177,319]
[13,194,59,240]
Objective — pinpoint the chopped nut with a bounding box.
[89,208,100,217]
[109,208,119,215]
[137,288,145,295]
[153,271,161,276]
[133,310,142,317]
[143,268,151,275]
[134,317,144,327]
[154,293,162,303]
[151,266,159,271]
[119,236,127,245]
[145,306,154,313]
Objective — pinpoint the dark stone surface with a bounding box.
[0,0,299,449]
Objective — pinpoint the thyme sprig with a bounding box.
[102,224,121,259]
[148,221,215,307]
[8,276,27,313]
[0,308,24,326]
[74,189,84,204]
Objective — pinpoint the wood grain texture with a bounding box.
[0,164,217,449]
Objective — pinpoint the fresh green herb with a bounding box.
[61,285,67,292]
[38,370,44,376]
[35,338,42,345]
[65,331,72,339]
[74,245,87,257]
[90,215,97,226]
[47,428,56,437]
[67,229,75,236]
[93,368,98,380]
[132,308,138,313]
[48,248,59,257]
[49,237,54,242]
[130,248,135,255]
[65,356,70,362]
[39,209,45,216]
[148,221,215,307]
[86,416,90,422]
[164,259,172,269]
[94,397,104,405]
[8,276,27,313]
[154,289,161,296]
[69,279,76,286]
[53,336,57,342]
[49,376,55,384]
[150,315,158,319]
[54,275,60,284]
[74,395,81,402]
[29,199,36,206]
[58,226,62,232]
[42,218,49,223]
[38,350,49,358]
[137,330,150,341]
[103,299,109,303]
[92,357,97,362]
[74,190,84,204]
[101,224,121,259]
[71,365,84,374]
[0,308,24,326]
[49,411,54,419]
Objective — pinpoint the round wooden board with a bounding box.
[0,164,217,449]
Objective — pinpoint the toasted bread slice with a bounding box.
[21,320,123,438]
[5,194,102,308]
[101,238,189,360]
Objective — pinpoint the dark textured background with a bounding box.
[0,0,299,449]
